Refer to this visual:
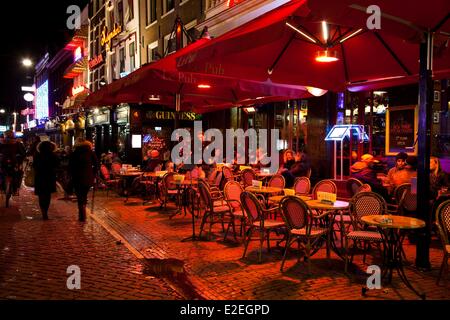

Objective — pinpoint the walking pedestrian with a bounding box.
[33,141,59,220]
[69,138,98,222]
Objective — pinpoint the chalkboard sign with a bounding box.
[385,105,418,156]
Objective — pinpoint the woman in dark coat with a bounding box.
[33,141,59,220]
[69,139,98,222]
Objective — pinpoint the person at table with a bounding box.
[351,154,388,199]
[280,151,310,187]
[430,156,449,200]
[250,148,267,171]
[385,152,413,194]
[142,149,161,172]
[188,165,206,180]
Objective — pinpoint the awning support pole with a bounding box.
[416,31,433,270]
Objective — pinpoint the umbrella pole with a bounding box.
[174,93,181,130]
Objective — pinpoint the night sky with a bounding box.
[0,0,89,114]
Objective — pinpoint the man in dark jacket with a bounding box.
[69,138,98,222]
[33,141,59,220]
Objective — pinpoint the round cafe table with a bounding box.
[361,215,426,300]
[306,200,350,260]
[169,180,199,219]
[118,171,143,203]
[268,195,312,203]
[245,186,283,208]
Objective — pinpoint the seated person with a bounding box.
[281,152,310,187]
[351,154,388,200]
[430,156,448,200]
[142,149,161,172]
[385,152,412,194]
[189,165,206,180]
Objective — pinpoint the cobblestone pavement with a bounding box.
[0,187,183,300]
[91,191,450,300]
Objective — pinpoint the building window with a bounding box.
[119,47,125,73]
[147,41,159,63]
[162,0,174,15]
[129,42,135,71]
[109,9,115,27]
[183,20,197,47]
[146,0,157,25]
[164,34,176,55]
[126,0,134,22]
[118,0,124,26]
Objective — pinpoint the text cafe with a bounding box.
[127,106,202,165]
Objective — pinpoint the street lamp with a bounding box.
[22,58,33,67]
[0,109,5,114]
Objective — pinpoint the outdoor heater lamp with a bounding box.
[315,50,339,62]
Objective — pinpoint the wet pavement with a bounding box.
[1,186,449,300]
[0,187,183,300]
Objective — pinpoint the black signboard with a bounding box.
[386,105,418,156]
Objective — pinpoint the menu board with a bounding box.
[385,105,418,156]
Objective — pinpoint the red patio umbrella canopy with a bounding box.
[176,0,450,92]
[84,38,312,113]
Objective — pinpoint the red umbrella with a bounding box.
[84,38,312,113]
[176,0,450,92]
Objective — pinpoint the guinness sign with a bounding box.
[145,111,199,121]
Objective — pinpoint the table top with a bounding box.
[305,200,349,210]
[361,215,426,230]
[172,180,199,186]
[143,172,166,178]
[245,186,283,194]
[269,195,312,203]
[256,172,274,177]
[119,172,143,177]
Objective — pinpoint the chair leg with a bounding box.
[242,228,253,259]
[345,236,349,273]
[266,232,271,253]
[436,254,448,285]
[280,235,292,272]
[362,241,368,264]
[199,212,209,239]
[306,240,311,274]
[259,230,265,263]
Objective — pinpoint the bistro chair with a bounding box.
[111,162,122,177]
[387,183,412,215]
[435,199,450,285]
[223,181,247,239]
[241,169,256,188]
[240,191,285,263]
[293,177,311,196]
[346,178,364,199]
[198,180,234,240]
[207,168,218,185]
[159,172,177,210]
[279,196,330,273]
[357,184,372,193]
[99,164,120,197]
[222,166,237,182]
[345,192,386,273]
[267,174,285,189]
[312,180,337,200]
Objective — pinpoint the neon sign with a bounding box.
[101,24,122,50]
[74,47,83,61]
[72,85,86,96]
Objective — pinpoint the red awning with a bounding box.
[84,38,312,113]
[176,0,450,92]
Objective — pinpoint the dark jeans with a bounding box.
[38,193,51,218]
[74,186,90,221]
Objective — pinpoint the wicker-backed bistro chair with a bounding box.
[198,180,234,240]
[223,181,247,239]
[345,192,386,273]
[279,196,330,273]
[312,180,337,200]
[241,169,256,188]
[293,177,311,196]
[240,191,285,263]
[435,200,450,285]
